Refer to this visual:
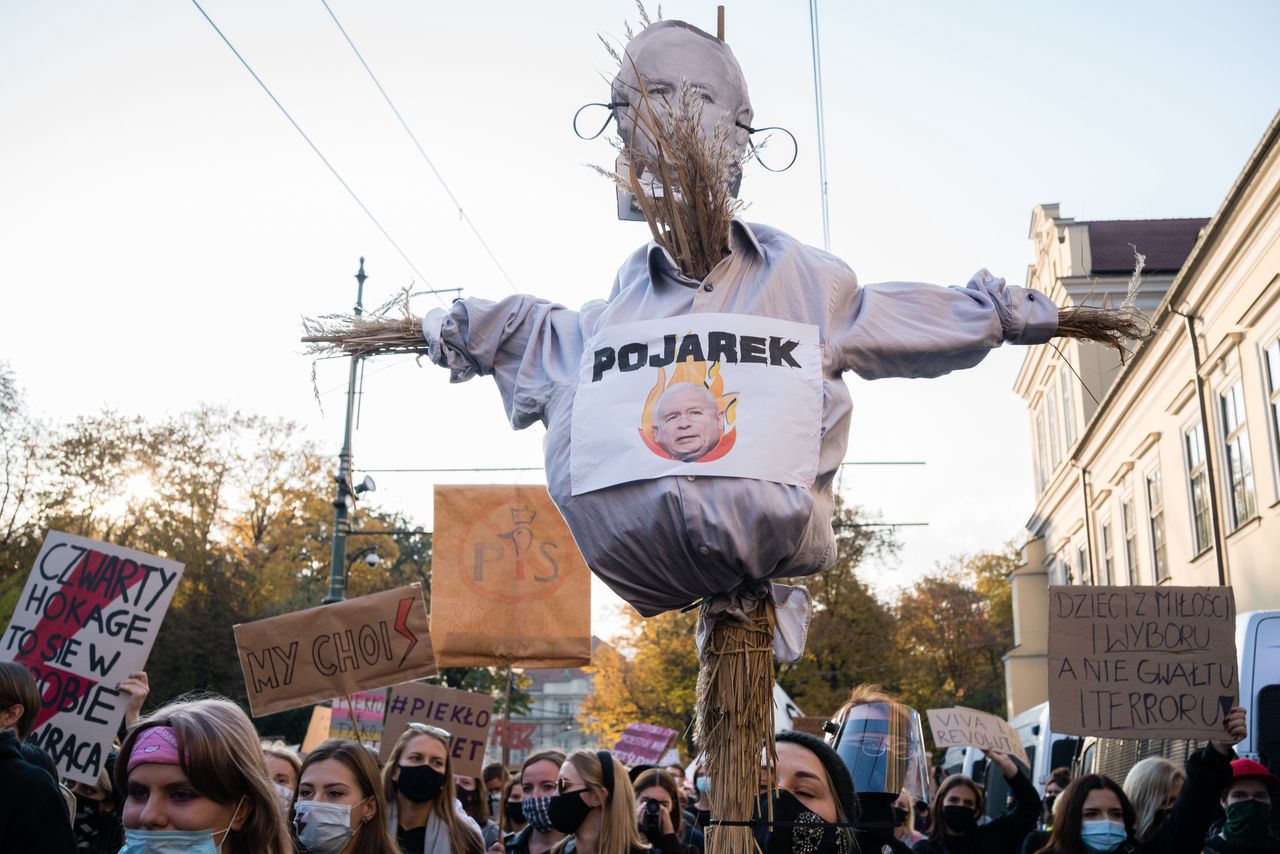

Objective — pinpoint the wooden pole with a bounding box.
[717,5,726,40]
[501,662,514,769]
[344,694,365,748]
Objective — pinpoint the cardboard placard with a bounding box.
[787,716,829,738]
[379,683,495,777]
[0,531,184,784]
[431,485,591,668]
[926,707,1031,766]
[491,721,536,751]
[613,723,678,765]
[330,689,387,751]
[1047,585,1238,740]
[301,706,333,754]
[233,584,436,717]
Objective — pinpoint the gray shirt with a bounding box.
[424,220,1056,617]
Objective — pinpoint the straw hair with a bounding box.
[1123,756,1183,842]
[301,738,399,854]
[382,727,484,854]
[550,749,646,854]
[1054,246,1154,355]
[115,695,292,854]
[695,598,776,854]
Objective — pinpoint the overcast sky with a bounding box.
[3,1,1277,639]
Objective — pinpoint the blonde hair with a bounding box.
[832,682,894,726]
[302,739,399,854]
[115,696,292,854]
[551,749,646,854]
[1123,756,1183,842]
[382,727,483,854]
[261,740,301,785]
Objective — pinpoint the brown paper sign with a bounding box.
[1047,585,1237,740]
[233,584,437,717]
[926,706,1031,766]
[431,485,591,667]
[379,682,495,777]
[301,706,333,753]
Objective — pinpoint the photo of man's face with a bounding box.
[651,383,724,462]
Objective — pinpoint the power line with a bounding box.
[808,0,832,252]
[189,0,446,307]
[319,0,519,294]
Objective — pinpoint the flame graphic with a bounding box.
[639,357,739,462]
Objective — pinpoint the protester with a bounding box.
[294,738,398,854]
[115,694,292,854]
[1042,768,1071,831]
[1204,758,1280,854]
[633,767,702,853]
[914,800,932,836]
[19,740,77,823]
[264,740,303,814]
[1029,775,1133,854]
[381,724,485,854]
[501,776,528,837]
[687,764,711,832]
[755,729,858,854]
[457,774,502,848]
[506,749,567,854]
[895,790,927,847]
[546,748,677,853]
[0,661,78,853]
[913,749,1039,854]
[484,762,509,820]
[70,766,125,854]
[118,671,150,730]
[1122,757,1184,842]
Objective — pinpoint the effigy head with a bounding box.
[611,20,753,197]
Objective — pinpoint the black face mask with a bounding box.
[893,806,909,827]
[397,764,445,803]
[505,800,527,826]
[943,804,978,834]
[456,788,477,810]
[1043,794,1056,814]
[759,789,848,854]
[1151,807,1170,830]
[914,806,929,833]
[548,789,594,834]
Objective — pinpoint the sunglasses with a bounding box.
[406,722,452,740]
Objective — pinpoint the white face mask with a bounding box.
[274,783,295,813]
[293,798,366,854]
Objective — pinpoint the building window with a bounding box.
[1220,382,1257,529]
[1265,340,1280,465]
[557,702,571,718]
[1047,395,1062,470]
[1184,423,1212,554]
[1146,468,1168,582]
[1076,543,1089,585]
[1121,496,1138,585]
[1099,519,1114,585]
[1035,408,1049,492]
[1060,367,1077,447]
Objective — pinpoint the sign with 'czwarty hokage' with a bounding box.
[570,313,822,495]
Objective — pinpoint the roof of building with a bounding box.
[1082,217,1209,273]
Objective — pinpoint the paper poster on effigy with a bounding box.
[0,531,184,785]
[570,313,822,495]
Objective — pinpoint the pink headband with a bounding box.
[128,726,182,772]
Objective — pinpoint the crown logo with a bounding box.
[509,505,537,527]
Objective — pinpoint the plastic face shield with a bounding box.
[830,701,931,804]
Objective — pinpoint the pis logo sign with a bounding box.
[458,502,567,603]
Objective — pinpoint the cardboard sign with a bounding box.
[431,485,591,668]
[491,721,536,751]
[787,716,829,738]
[570,313,823,495]
[330,689,387,750]
[301,705,333,754]
[0,532,184,784]
[1047,585,1238,740]
[927,707,1031,766]
[233,584,436,717]
[613,723,678,765]
[379,682,495,777]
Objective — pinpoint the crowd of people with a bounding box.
[2,662,1278,854]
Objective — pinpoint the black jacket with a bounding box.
[912,769,1040,854]
[1139,745,1235,854]
[0,729,77,853]
[857,793,915,854]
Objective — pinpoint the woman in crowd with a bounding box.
[115,694,291,854]
[294,738,398,854]
[687,765,711,832]
[1204,758,1280,854]
[633,767,702,853]
[456,774,502,848]
[913,749,1039,854]
[70,766,125,853]
[506,749,567,854]
[264,740,303,814]
[1023,767,1074,853]
[0,661,77,852]
[1122,757,1184,843]
[762,730,859,854]
[547,748,678,854]
[895,790,927,848]
[501,776,528,838]
[1030,775,1134,854]
[381,723,485,854]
